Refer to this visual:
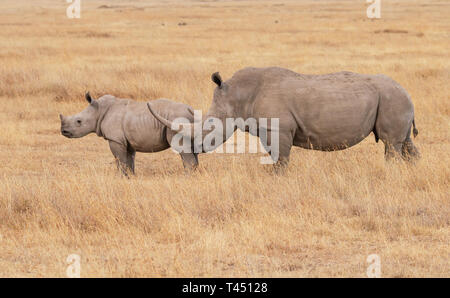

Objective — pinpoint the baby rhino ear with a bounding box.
[85,92,98,108]
[85,92,93,104]
[211,72,222,88]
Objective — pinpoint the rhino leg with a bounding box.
[179,153,198,172]
[165,128,198,172]
[265,130,293,173]
[378,122,420,162]
[384,142,403,161]
[127,149,136,174]
[109,141,135,176]
[402,137,420,161]
[376,116,413,161]
[276,142,293,174]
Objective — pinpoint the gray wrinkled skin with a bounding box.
[148,67,420,169]
[60,93,198,175]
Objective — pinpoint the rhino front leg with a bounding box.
[262,129,293,174]
[273,135,293,174]
[127,149,136,174]
[108,141,135,176]
[179,153,199,172]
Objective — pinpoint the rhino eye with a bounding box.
[76,119,82,125]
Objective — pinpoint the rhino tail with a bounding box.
[412,119,418,138]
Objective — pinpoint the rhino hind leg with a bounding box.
[384,142,403,161]
[375,115,418,162]
[180,153,199,172]
[109,141,135,176]
[402,137,420,161]
[380,120,420,162]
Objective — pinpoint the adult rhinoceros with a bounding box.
[60,93,198,175]
[147,67,419,168]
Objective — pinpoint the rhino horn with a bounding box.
[146,102,194,138]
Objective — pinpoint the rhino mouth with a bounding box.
[61,129,73,138]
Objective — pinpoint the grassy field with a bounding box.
[0,0,448,277]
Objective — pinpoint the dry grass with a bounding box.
[0,0,449,277]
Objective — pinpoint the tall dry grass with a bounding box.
[0,0,448,277]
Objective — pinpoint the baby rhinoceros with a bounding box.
[59,93,198,176]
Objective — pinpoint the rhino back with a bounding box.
[123,99,194,153]
[251,70,381,150]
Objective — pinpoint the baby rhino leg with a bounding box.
[109,141,135,176]
[180,153,199,172]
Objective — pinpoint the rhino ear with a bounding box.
[59,114,64,121]
[85,92,93,104]
[211,72,222,88]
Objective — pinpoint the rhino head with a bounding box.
[59,92,99,138]
[207,72,237,121]
[147,72,253,152]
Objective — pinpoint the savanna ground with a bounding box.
[0,0,449,277]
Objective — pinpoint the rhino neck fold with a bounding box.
[95,100,114,138]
